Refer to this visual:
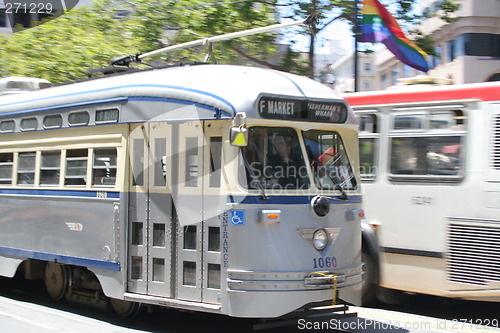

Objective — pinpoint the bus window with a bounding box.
[304,130,357,191]
[0,153,14,185]
[393,114,425,130]
[390,136,462,176]
[242,127,308,190]
[40,151,61,185]
[17,152,36,185]
[65,149,88,186]
[360,138,377,177]
[390,110,465,178]
[92,148,117,186]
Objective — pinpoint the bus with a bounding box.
[344,81,500,304]
[0,63,363,322]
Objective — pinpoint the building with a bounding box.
[330,0,500,92]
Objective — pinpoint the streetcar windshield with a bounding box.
[240,127,357,193]
[303,130,357,191]
[241,127,309,190]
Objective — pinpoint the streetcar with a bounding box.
[344,81,500,304]
[0,62,363,320]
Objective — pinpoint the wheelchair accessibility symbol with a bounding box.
[230,210,245,225]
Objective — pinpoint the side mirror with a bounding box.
[230,112,248,147]
[230,126,248,147]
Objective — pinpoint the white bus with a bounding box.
[345,81,500,304]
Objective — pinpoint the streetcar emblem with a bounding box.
[230,210,245,225]
[65,222,83,231]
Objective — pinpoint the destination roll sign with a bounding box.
[257,95,348,123]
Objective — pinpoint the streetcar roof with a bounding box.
[344,81,500,107]
[0,64,353,124]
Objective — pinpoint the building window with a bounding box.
[391,68,399,86]
[364,62,371,72]
[446,39,455,62]
[381,73,388,89]
[464,33,500,58]
[0,120,15,133]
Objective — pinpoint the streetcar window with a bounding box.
[154,138,166,187]
[304,130,358,191]
[20,117,38,131]
[0,120,15,133]
[208,263,221,289]
[40,151,61,186]
[131,256,142,280]
[152,258,165,282]
[185,137,199,187]
[65,149,88,186]
[92,148,117,186]
[95,108,119,124]
[208,227,220,252]
[241,127,308,190]
[132,139,144,186]
[209,137,222,188]
[17,152,36,185]
[43,114,63,129]
[68,111,89,126]
[0,152,14,185]
[183,225,196,250]
[183,261,196,286]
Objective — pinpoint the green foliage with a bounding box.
[0,3,140,83]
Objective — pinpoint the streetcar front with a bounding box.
[222,94,363,318]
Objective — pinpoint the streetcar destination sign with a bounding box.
[257,95,348,123]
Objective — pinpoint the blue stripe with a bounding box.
[128,96,233,118]
[0,246,120,271]
[0,188,120,199]
[229,195,362,205]
[0,84,236,115]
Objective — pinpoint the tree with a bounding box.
[277,0,461,78]
[0,3,141,83]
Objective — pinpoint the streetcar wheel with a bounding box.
[110,298,141,318]
[44,262,68,301]
[361,248,377,305]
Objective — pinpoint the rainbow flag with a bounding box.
[361,0,429,72]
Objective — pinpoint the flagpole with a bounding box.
[354,0,360,92]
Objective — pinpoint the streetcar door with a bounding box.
[128,123,172,297]
[174,121,204,302]
[174,121,223,304]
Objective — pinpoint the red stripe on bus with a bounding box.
[344,82,500,106]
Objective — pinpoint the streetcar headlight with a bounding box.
[311,196,330,217]
[312,228,329,251]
